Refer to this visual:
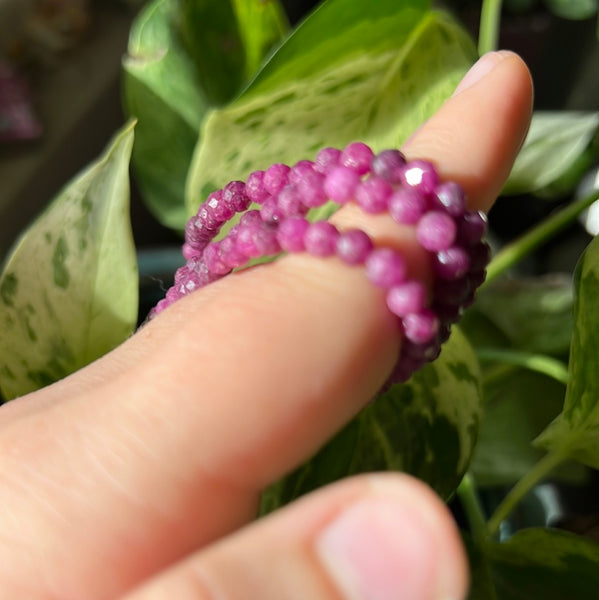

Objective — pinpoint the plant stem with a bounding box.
[476,348,569,385]
[457,473,489,545]
[484,189,599,288]
[487,449,566,537]
[478,0,503,55]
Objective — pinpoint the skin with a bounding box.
[0,51,533,600]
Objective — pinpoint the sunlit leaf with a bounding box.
[123,0,208,230]
[260,327,482,513]
[535,235,599,468]
[186,0,476,215]
[0,122,138,400]
[503,112,599,197]
[468,529,599,600]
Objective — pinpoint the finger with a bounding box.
[0,52,532,599]
[122,474,468,600]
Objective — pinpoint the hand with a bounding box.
[0,51,532,600]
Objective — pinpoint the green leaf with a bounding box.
[0,122,138,400]
[260,327,482,514]
[503,111,599,197]
[545,0,598,20]
[468,529,599,600]
[232,0,290,79]
[186,1,476,215]
[473,275,574,356]
[535,235,599,469]
[123,0,209,230]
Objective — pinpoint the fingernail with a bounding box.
[452,50,515,96]
[316,497,457,600]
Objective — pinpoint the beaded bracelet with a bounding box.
[149,143,490,385]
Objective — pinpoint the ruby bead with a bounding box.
[236,222,280,257]
[240,209,262,227]
[401,159,439,194]
[304,221,339,256]
[341,142,374,175]
[204,243,231,276]
[434,181,465,217]
[433,247,471,280]
[372,149,406,183]
[182,243,198,261]
[416,211,457,251]
[355,176,393,214]
[260,197,284,223]
[457,211,488,245]
[220,234,248,269]
[245,170,270,204]
[389,187,428,225]
[264,163,290,195]
[323,166,361,204]
[314,147,342,174]
[276,217,310,252]
[297,169,327,207]
[365,248,406,288]
[289,160,315,184]
[206,190,236,222]
[386,281,427,317]
[403,309,439,344]
[336,229,374,265]
[278,184,308,216]
[223,181,251,212]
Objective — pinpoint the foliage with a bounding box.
[2,0,599,598]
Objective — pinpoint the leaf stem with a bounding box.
[478,0,503,55]
[457,473,489,545]
[476,348,569,385]
[484,189,599,288]
[487,449,566,537]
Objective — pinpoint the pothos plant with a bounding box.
[1,0,599,597]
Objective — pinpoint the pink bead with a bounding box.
[314,147,341,174]
[434,181,465,217]
[388,188,428,225]
[433,247,470,280]
[236,222,280,258]
[469,241,491,271]
[245,170,270,204]
[220,234,248,269]
[372,149,406,183]
[386,281,427,317]
[355,176,392,214]
[289,160,315,184]
[264,163,290,195]
[323,166,360,204]
[278,184,308,216]
[260,197,284,223]
[223,181,251,212]
[297,169,327,207]
[336,229,373,265]
[206,190,235,222]
[341,142,374,175]
[416,211,457,251]
[276,217,310,252]
[204,243,231,275]
[403,309,440,344]
[457,211,488,246]
[304,221,339,257]
[182,243,198,261]
[197,204,220,229]
[401,160,439,194]
[365,248,406,288]
[240,209,262,227]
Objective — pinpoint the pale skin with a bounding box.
[0,51,533,600]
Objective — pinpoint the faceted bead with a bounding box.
[314,147,342,174]
[433,277,471,305]
[197,204,221,229]
[206,190,236,222]
[457,211,487,246]
[289,160,315,184]
[223,181,251,212]
[297,169,327,207]
[340,142,374,175]
[277,217,310,252]
[182,243,199,261]
[416,211,457,251]
[355,176,393,214]
[433,247,471,280]
[365,248,406,288]
[304,221,340,257]
[166,286,181,303]
[260,197,284,223]
[469,241,491,271]
[386,281,427,317]
[240,209,263,227]
[323,166,360,204]
[371,149,406,183]
[433,181,465,217]
[336,229,373,265]
[278,184,308,216]
[245,170,270,204]
[388,187,428,225]
[220,234,248,269]
[174,265,190,285]
[264,163,290,195]
[402,308,439,344]
[401,159,439,194]
[236,222,280,258]
[204,243,232,276]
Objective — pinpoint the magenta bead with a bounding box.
[182,243,198,260]
[206,190,236,222]
[203,243,231,276]
[457,211,488,246]
[197,204,220,229]
[365,248,406,288]
[220,234,248,269]
[386,281,427,317]
[469,241,491,271]
[223,181,251,212]
[304,221,339,257]
[297,169,327,207]
[433,247,471,280]
[289,160,315,184]
[276,217,310,252]
[336,229,374,265]
[372,149,406,183]
[401,160,439,194]
[403,309,439,345]
[416,211,457,251]
[323,166,361,204]
[388,188,428,225]
[434,181,465,217]
[240,209,263,227]
[260,197,284,223]
[264,163,290,195]
[245,170,270,204]
[340,142,374,175]
[278,184,308,216]
[314,147,342,174]
[355,176,393,214]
